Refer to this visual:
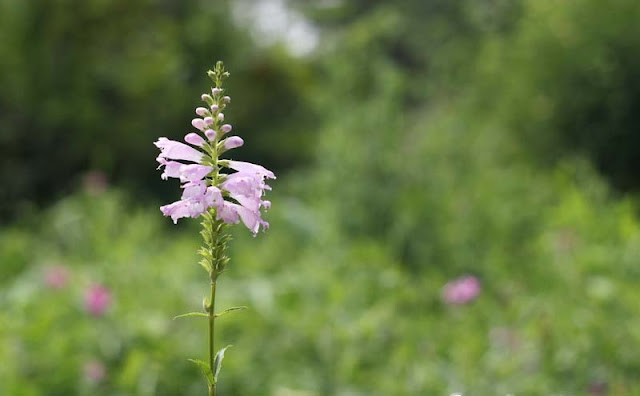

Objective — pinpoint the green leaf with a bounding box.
[173,312,209,320]
[214,306,248,318]
[188,359,214,385]
[213,345,232,384]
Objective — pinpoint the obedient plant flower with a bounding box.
[155,62,273,396]
[154,74,274,236]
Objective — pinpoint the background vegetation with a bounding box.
[2,0,640,394]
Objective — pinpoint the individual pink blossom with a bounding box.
[83,359,106,383]
[179,164,214,183]
[44,266,70,289]
[155,137,203,163]
[226,160,276,179]
[161,182,223,224]
[84,284,112,316]
[442,275,481,305]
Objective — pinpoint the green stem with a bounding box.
[209,279,217,396]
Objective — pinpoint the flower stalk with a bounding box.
[155,61,275,394]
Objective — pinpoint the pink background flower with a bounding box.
[442,275,481,305]
[84,284,112,316]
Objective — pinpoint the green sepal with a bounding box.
[188,359,214,385]
[173,312,210,320]
[215,306,248,318]
[213,345,232,384]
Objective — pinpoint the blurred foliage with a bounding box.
[1,162,640,394]
[0,0,317,220]
[472,0,640,191]
[3,0,640,394]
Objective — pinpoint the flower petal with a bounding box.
[155,138,204,163]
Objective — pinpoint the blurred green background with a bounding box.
[2,0,640,394]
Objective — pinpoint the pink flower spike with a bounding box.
[220,124,232,134]
[155,138,204,163]
[442,275,481,305]
[204,116,214,126]
[223,136,244,150]
[205,129,216,141]
[195,107,208,117]
[192,118,206,131]
[185,133,205,147]
[85,284,111,316]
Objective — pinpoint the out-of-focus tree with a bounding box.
[473,0,640,191]
[0,0,316,220]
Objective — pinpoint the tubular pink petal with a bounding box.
[155,138,204,163]
[217,202,240,224]
[226,160,275,179]
[160,160,183,180]
[184,133,206,147]
[179,164,213,182]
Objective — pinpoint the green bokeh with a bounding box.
[2,0,640,394]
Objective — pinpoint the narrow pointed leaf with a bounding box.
[213,345,232,384]
[173,312,210,320]
[188,359,214,385]
[214,306,248,318]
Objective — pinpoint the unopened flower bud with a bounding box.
[223,96,231,103]
[210,104,219,112]
[205,129,216,141]
[224,136,244,150]
[191,118,206,131]
[184,133,205,147]
[204,116,214,126]
[195,107,208,117]
[220,124,232,134]
[212,88,222,96]
[201,94,213,103]
[217,113,225,121]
